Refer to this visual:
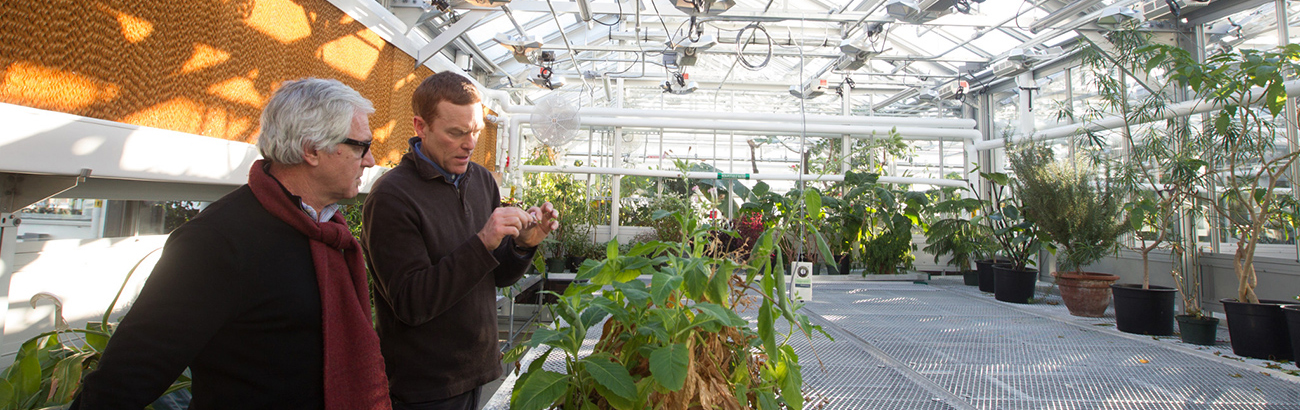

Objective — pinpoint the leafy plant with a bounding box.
[974,170,1046,271]
[1065,30,1213,316]
[1141,42,1300,304]
[1009,144,1132,273]
[0,249,191,409]
[923,193,992,273]
[508,201,833,410]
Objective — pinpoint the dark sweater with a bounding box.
[71,185,325,409]
[362,150,532,403]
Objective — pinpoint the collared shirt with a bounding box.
[263,162,340,223]
[413,139,463,188]
[301,203,341,223]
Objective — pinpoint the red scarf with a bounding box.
[248,160,391,410]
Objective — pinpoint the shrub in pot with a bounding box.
[1010,144,1131,317]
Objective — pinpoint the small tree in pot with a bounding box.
[974,170,1047,303]
[1142,43,1300,359]
[1062,30,1216,336]
[1010,144,1131,317]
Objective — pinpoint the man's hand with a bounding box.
[477,207,534,250]
[515,202,559,248]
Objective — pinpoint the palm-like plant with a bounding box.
[924,195,993,273]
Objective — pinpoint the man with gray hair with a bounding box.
[72,78,392,410]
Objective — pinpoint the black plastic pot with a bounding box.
[837,254,852,275]
[993,264,1037,304]
[1111,284,1176,336]
[1221,298,1293,361]
[1283,305,1300,368]
[974,259,1006,293]
[962,270,979,286]
[1176,314,1220,346]
[545,257,566,274]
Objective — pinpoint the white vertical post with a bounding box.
[0,213,17,349]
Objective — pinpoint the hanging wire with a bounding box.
[735,23,773,70]
[543,0,594,95]
[647,0,675,40]
[592,0,622,26]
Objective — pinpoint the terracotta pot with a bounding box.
[1054,272,1119,318]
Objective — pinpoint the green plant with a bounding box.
[1141,42,1300,304]
[1064,30,1213,316]
[975,170,1046,271]
[506,206,831,410]
[1009,144,1131,273]
[923,193,992,273]
[0,249,191,409]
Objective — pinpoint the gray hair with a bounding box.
[257,78,375,165]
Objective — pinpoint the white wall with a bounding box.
[2,236,165,366]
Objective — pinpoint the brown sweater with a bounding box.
[361,148,532,403]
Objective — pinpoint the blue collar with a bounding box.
[412,139,463,187]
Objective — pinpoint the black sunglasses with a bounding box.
[340,138,371,157]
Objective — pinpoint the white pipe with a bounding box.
[518,116,981,140]
[518,165,968,187]
[507,106,976,129]
[974,79,1300,151]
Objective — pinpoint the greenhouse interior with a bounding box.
[2,0,1300,408]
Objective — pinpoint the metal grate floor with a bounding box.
[485,278,1300,410]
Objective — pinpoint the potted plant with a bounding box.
[855,179,928,276]
[1010,144,1131,317]
[820,171,880,276]
[924,193,993,286]
[975,170,1047,303]
[0,251,191,409]
[1145,43,1300,359]
[1284,297,1300,367]
[507,203,832,410]
[1065,30,1211,336]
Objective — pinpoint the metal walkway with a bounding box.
[486,277,1300,410]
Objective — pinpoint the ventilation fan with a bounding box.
[603,130,645,154]
[530,93,582,147]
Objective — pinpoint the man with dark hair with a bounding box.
[72,78,391,409]
[362,71,558,410]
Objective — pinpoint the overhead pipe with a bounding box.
[506,106,975,128]
[1029,0,1109,33]
[518,165,968,187]
[973,79,1300,151]
[516,115,981,140]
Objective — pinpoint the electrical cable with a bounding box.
[592,0,622,26]
[647,0,674,40]
[735,23,772,70]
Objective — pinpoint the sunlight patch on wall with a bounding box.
[394,72,419,92]
[121,97,255,141]
[0,62,120,111]
[244,0,312,44]
[207,75,264,107]
[318,29,383,80]
[121,97,203,134]
[115,10,153,43]
[180,44,231,74]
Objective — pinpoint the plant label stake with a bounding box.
[790,261,813,302]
